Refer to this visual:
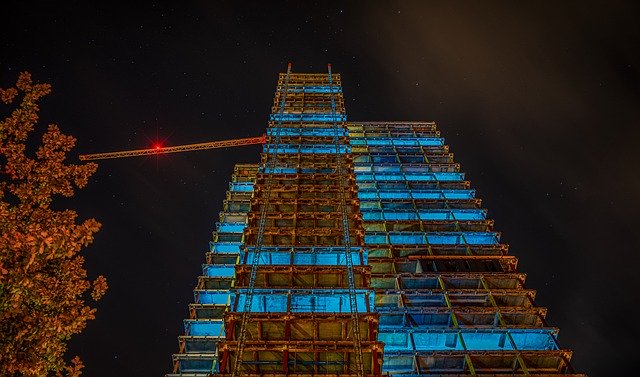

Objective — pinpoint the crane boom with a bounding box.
[79,135,266,161]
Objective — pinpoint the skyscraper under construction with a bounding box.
[167,66,584,376]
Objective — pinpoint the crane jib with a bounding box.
[78,135,266,161]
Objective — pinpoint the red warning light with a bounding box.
[153,143,162,150]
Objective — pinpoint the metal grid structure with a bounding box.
[167,68,584,376]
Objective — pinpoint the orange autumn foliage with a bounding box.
[0,72,107,376]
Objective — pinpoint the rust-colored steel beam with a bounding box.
[78,135,265,161]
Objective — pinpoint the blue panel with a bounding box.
[263,144,350,154]
[360,201,382,209]
[234,290,374,313]
[442,189,476,199]
[361,211,386,221]
[381,355,415,374]
[366,232,499,245]
[244,251,291,265]
[461,331,513,350]
[216,223,246,233]
[267,127,347,137]
[244,247,368,266]
[297,251,364,266]
[305,251,364,266]
[229,182,254,192]
[356,165,408,173]
[261,167,298,174]
[435,172,463,180]
[427,232,499,245]
[355,172,464,182]
[356,173,400,181]
[358,191,403,199]
[357,189,474,200]
[389,233,426,245]
[209,242,242,253]
[286,85,342,93]
[236,294,289,312]
[378,313,406,328]
[446,210,486,220]
[270,113,347,122]
[379,329,553,352]
[509,330,558,350]
[360,209,486,221]
[364,233,388,244]
[185,320,225,337]
[202,265,235,277]
[425,233,465,245]
[419,211,457,220]
[418,209,486,220]
[461,232,500,244]
[378,332,411,351]
[413,331,464,351]
[261,166,336,174]
[290,293,369,313]
[350,137,444,146]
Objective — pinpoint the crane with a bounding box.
[78,134,266,161]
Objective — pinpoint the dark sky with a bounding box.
[2,1,639,376]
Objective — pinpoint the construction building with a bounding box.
[167,66,584,376]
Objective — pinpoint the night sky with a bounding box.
[2,2,639,376]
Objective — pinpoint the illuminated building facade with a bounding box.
[167,67,583,376]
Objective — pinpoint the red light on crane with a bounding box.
[79,135,264,161]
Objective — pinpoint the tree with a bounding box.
[0,72,107,376]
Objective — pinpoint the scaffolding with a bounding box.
[167,70,585,376]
